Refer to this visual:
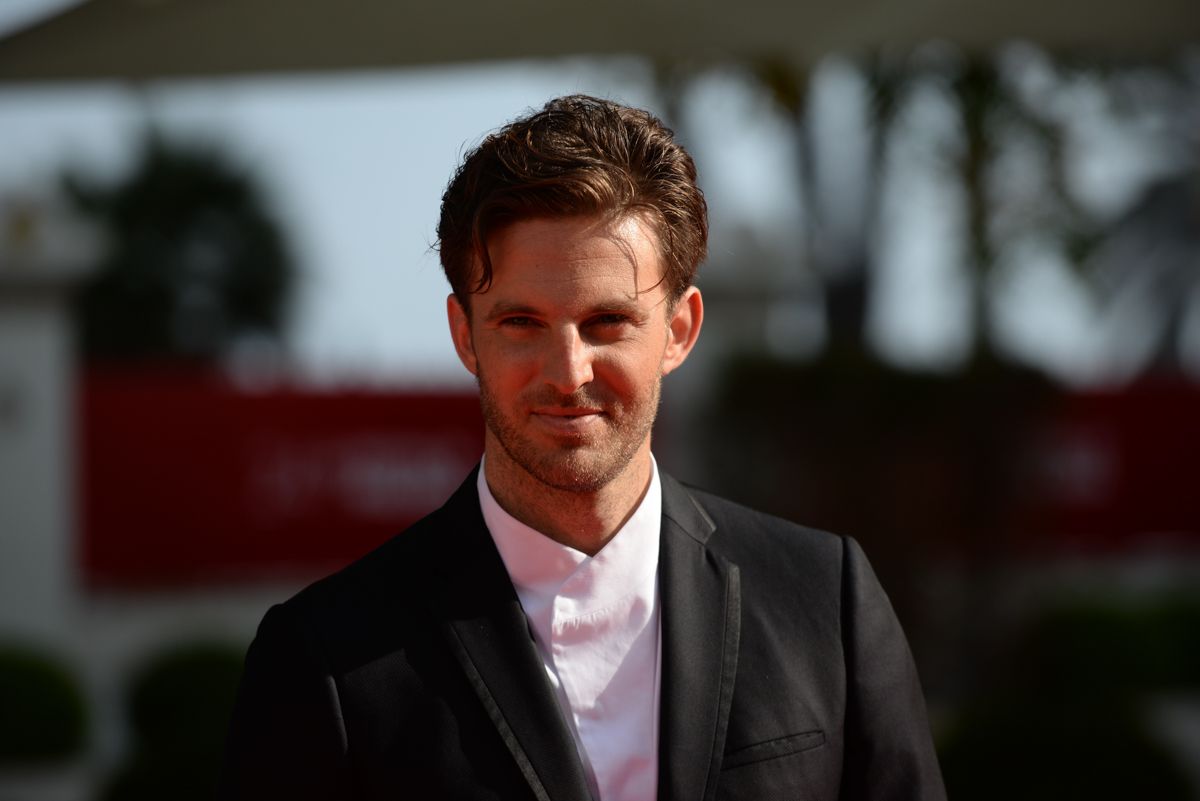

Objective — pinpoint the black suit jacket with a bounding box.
[220,468,946,801]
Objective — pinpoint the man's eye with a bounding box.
[591,314,631,326]
[501,316,537,327]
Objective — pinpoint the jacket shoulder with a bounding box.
[283,466,484,622]
[671,483,849,622]
[288,506,439,609]
[684,485,844,564]
[258,503,452,676]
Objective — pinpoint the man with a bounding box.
[220,95,946,801]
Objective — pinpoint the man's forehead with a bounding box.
[472,214,668,297]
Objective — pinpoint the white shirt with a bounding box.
[477,458,662,801]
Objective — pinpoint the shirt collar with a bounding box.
[477,456,662,616]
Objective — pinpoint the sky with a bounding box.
[0,0,74,36]
[0,51,810,386]
[2,1,1193,388]
[0,60,652,384]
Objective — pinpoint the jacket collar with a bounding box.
[657,473,742,801]
[426,466,593,801]
[424,466,742,801]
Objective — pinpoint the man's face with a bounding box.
[448,214,701,493]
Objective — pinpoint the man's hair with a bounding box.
[436,95,708,307]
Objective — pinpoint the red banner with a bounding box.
[1022,380,1200,553]
[79,368,483,588]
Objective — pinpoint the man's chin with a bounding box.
[502,442,644,494]
[523,458,620,494]
[484,416,648,494]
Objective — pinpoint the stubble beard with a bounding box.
[476,370,662,494]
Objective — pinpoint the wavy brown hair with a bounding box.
[436,95,708,308]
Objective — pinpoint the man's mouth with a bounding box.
[534,406,603,417]
[531,407,605,432]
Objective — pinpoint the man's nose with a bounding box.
[542,327,594,394]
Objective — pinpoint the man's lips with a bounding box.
[533,407,603,417]
[530,407,605,432]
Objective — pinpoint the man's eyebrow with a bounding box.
[483,298,649,322]
[483,301,540,323]
[591,298,648,317]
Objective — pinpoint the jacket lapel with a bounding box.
[426,469,593,801]
[657,474,742,801]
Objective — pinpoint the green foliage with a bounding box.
[0,644,87,765]
[66,134,293,363]
[939,697,1192,801]
[939,594,1200,800]
[127,642,244,758]
[1013,594,1200,698]
[99,641,244,801]
[100,752,222,801]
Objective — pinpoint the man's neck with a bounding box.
[481,442,654,556]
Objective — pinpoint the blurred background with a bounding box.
[1,0,1198,798]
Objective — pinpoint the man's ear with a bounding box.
[447,294,478,376]
[662,286,703,376]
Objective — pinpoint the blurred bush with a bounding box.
[0,643,87,765]
[939,594,1200,800]
[99,642,243,801]
[1015,594,1200,697]
[939,696,1190,800]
